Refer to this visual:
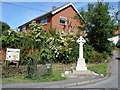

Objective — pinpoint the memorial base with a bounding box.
[61,70,100,79]
[76,58,87,71]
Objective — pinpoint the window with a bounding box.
[41,18,47,25]
[17,28,20,32]
[22,26,26,32]
[60,16,67,25]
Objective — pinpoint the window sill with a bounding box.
[59,23,66,26]
[41,23,47,26]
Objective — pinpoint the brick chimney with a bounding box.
[52,6,56,10]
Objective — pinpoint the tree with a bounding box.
[114,11,120,25]
[0,21,10,32]
[1,30,21,49]
[79,2,116,55]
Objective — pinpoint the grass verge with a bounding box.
[1,71,66,84]
[88,63,108,76]
[1,63,109,84]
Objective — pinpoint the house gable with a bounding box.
[52,2,83,19]
[51,5,83,33]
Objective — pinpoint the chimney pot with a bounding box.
[52,6,56,10]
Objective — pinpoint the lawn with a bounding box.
[1,63,108,84]
[1,71,66,84]
[88,63,108,76]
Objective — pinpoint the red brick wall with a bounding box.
[35,16,52,32]
[114,26,120,35]
[51,6,83,33]
[36,16,52,32]
[0,48,6,62]
[39,16,51,32]
[20,15,52,33]
[114,30,120,35]
[41,16,52,32]
[26,24,30,33]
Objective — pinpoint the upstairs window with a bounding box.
[60,16,67,25]
[22,26,26,32]
[41,18,47,25]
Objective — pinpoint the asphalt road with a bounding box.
[71,51,120,88]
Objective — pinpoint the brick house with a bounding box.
[18,2,84,35]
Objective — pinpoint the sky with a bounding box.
[1,1,119,29]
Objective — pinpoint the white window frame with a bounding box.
[60,16,67,25]
[22,26,26,32]
[41,18,47,25]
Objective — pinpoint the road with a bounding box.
[71,51,120,88]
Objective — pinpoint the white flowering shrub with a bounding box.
[45,28,79,64]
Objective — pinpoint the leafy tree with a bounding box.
[114,11,120,25]
[1,30,21,49]
[79,2,116,55]
[0,21,10,32]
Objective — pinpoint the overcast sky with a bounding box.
[1,2,119,29]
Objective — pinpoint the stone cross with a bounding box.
[76,36,87,71]
[77,36,86,58]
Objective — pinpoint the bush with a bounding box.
[37,48,54,64]
[101,52,109,60]
[100,52,112,62]
[84,43,95,63]
[92,51,102,63]
[46,29,79,64]
[84,43,103,63]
